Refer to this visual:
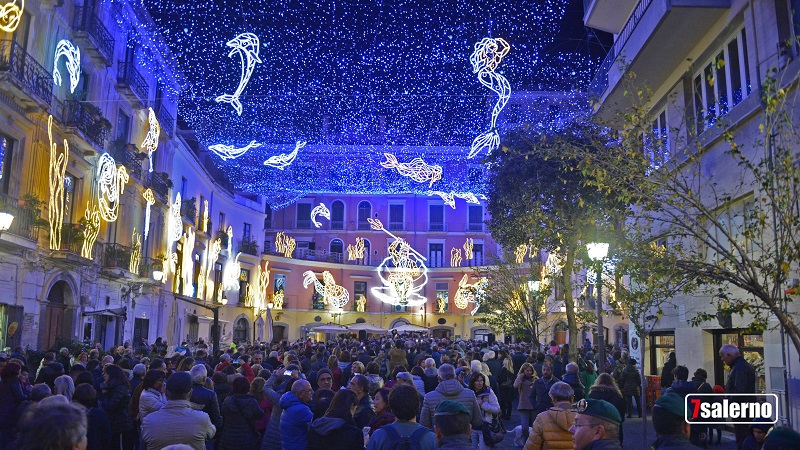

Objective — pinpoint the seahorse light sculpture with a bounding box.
[380,153,442,187]
[356,296,366,312]
[47,115,69,250]
[263,141,304,170]
[0,0,24,33]
[142,188,155,241]
[303,270,350,309]
[141,107,160,173]
[216,33,262,116]
[96,153,129,222]
[129,228,141,273]
[310,203,330,228]
[81,203,100,259]
[463,238,474,260]
[347,237,365,261]
[53,40,81,94]
[450,248,462,267]
[202,199,209,232]
[438,295,447,314]
[272,290,284,310]
[468,37,511,159]
[209,140,261,161]
[454,274,487,315]
[368,218,429,306]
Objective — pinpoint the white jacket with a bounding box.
[138,387,166,421]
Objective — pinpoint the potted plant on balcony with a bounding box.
[181,197,197,223]
[104,245,132,269]
[19,194,48,229]
[60,222,84,251]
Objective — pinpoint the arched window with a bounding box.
[330,239,344,255]
[357,201,371,230]
[233,317,249,344]
[331,201,344,230]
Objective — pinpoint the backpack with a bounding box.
[382,424,431,450]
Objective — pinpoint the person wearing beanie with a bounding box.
[141,372,216,450]
[741,420,773,450]
[433,400,473,450]
[315,368,333,392]
[568,398,622,450]
[650,393,691,450]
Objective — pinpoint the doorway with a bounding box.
[43,281,74,349]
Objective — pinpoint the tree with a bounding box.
[486,122,623,361]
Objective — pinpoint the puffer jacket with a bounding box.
[620,366,641,397]
[306,416,364,450]
[388,347,407,373]
[475,387,501,423]
[514,374,536,411]
[524,403,576,450]
[218,394,265,450]
[279,391,313,450]
[190,383,222,429]
[260,375,284,450]
[99,380,133,433]
[420,378,483,430]
[561,372,585,401]
[353,393,376,429]
[138,387,165,421]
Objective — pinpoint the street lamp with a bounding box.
[587,242,609,373]
[528,280,541,345]
[152,270,164,282]
[0,212,14,237]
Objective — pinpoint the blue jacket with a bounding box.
[530,376,560,415]
[190,383,222,429]
[279,391,313,450]
[665,380,696,398]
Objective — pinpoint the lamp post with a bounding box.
[587,242,609,373]
[528,280,541,346]
[0,212,14,237]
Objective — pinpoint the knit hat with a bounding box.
[654,393,684,417]
[749,419,773,433]
[435,400,472,417]
[166,372,193,395]
[763,428,800,449]
[577,399,622,425]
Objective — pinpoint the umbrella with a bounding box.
[312,324,348,332]
[391,323,429,333]
[346,323,388,334]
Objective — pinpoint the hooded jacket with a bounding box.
[561,372,585,401]
[306,416,364,450]
[420,378,483,430]
[664,379,695,397]
[279,391,313,450]
[620,365,641,397]
[524,403,577,450]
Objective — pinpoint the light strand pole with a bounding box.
[587,242,609,373]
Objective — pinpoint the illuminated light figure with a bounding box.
[0,0,24,32]
[368,218,429,306]
[168,193,183,244]
[141,108,160,173]
[310,203,330,228]
[223,252,242,292]
[53,40,81,94]
[450,248,462,267]
[438,295,447,314]
[209,140,261,161]
[356,296,366,312]
[514,244,527,264]
[129,229,141,274]
[215,32,262,116]
[81,203,100,259]
[202,199,209,232]
[454,274,487,315]
[303,270,350,309]
[142,189,155,241]
[96,153,129,222]
[47,115,69,250]
[272,290,284,310]
[468,37,511,159]
[181,228,196,296]
[428,191,481,209]
[263,141,305,170]
[347,237,365,261]
[204,238,222,301]
[380,153,442,187]
[274,231,296,258]
[463,238,474,260]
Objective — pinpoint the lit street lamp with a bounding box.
[587,242,609,373]
[0,212,14,237]
[528,279,541,346]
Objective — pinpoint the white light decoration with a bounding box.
[463,238,474,260]
[302,270,350,309]
[468,37,511,159]
[201,199,209,232]
[310,202,330,228]
[215,32,262,116]
[129,228,141,273]
[181,228,195,296]
[208,140,262,161]
[450,248,462,267]
[274,231,296,258]
[380,153,442,187]
[438,295,447,314]
[347,237,365,261]
[141,107,160,173]
[428,191,481,209]
[222,252,242,292]
[204,238,222,301]
[272,290,284,310]
[96,153,129,222]
[454,274,487,315]
[142,188,155,241]
[53,39,80,94]
[81,203,100,259]
[168,192,183,244]
[356,296,366,312]
[263,140,305,170]
[514,244,527,264]
[368,218,429,306]
[0,0,24,32]
[47,115,69,250]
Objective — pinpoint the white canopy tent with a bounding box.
[346,323,389,334]
[391,323,429,333]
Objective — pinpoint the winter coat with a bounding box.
[141,400,216,450]
[0,378,26,431]
[367,411,396,436]
[485,358,503,390]
[620,366,641,397]
[561,372,585,401]
[218,394,265,450]
[579,371,598,390]
[306,416,365,450]
[660,357,676,388]
[99,380,134,433]
[214,382,232,410]
[525,403,577,450]
[279,391,313,450]
[530,376,560,415]
[438,434,474,450]
[260,376,284,450]
[587,386,626,425]
[514,374,536,411]
[388,348,408,373]
[725,356,756,397]
[474,387,501,423]
[651,433,694,449]
[423,373,438,393]
[412,374,427,397]
[138,387,166,421]
[85,406,112,450]
[353,394,376,428]
[190,383,223,429]
[420,378,483,430]
[255,394,273,433]
[665,379,695,398]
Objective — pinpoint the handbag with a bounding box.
[482,413,507,446]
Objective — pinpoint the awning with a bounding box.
[83,307,127,318]
[311,324,348,332]
[391,323,429,333]
[346,323,388,334]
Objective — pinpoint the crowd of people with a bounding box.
[0,336,797,450]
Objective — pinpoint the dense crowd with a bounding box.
[0,336,797,450]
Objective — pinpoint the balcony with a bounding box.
[149,172,171,200]
[0,193,40,243]
[158,104,175,138]
[466,222,483,232]
[428,222,446,232]
[238,238,260,256]
[72,7,115,66]
[60,100,111,151]
[388,222,404,231]
[117,62,148,107]
[0,40,52,110]
[181,197,197,224]
[109,141,144,181]
[583,0,639,34]
[59,223,84,255]
[295,219,312,229]
[103,243,132,270]
[357,220,371,231]
[588,0,730,121]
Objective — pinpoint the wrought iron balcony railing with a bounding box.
[238,238,260,256]
[72,7,115,64]
[0,192,40,242]
[158,104,175,137]
[0,40,52,107]
[60,100,111,150]
[117,62,149,105]
[110,142,144,180]
[103,243,132,270]
[149,172,170,200]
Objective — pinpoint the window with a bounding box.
[63,175,76,224]
[389,204,404,230]
[429,204,444,231]
[649,333,675,376]
[180,177,187,200]
[357,201,372,230]
[243,223,251,241]
[468,243,485,266]
[264,205,272,229]
[218,212,226,231]
[296,203,312,229]
[0,134,14,195]
[233,318,249,344]
[263,232,271,255]
[238,269,250,304]
[331,200,344,230]
[117,111,130,142]
[361,239,372,265]
[713,331,764,392]
[198,195,206,230]
[693,29,751,132]
[645,108,669,167]
[435,282,449,312]
[429,243,444,268]
[353,281,367,311]
[468,205,483,231]
[274,274,286,306]
[705,198,755,263]
[213,262,223,302]
[330,238,344,255]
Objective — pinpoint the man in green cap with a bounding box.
[434,400,473,449]
[651,392,692,449]
[568,398,622,450]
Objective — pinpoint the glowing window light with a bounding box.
[96,153,129,223]
[142,188,155,241]
[209,140,261,161]
[47,115,69,251]
[368,217,429,306]
[81,203,100,259]
[450,248,462,267]
[141,107,160,173]
[380,153,442,187]
[468,37,511,159]
[310,202,330,228]
[347,237,365,261]
[0,0,24,33]
[181,228,195,296]
[53,39,81,94]
[168,193,182,244]
[129,228,141,273]
[263,140,305,170]
[463,238,474,260]
[514,244,527,264]
[303,270,350,309]
[215,32,262,116]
